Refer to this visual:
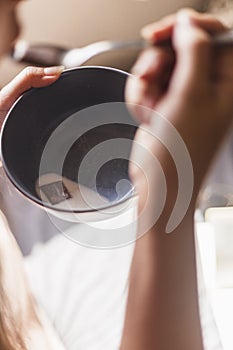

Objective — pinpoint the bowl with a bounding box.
[1,66,138,222]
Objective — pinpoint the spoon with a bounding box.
[11,29,233,68]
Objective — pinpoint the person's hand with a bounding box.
[121,10,233,350]
[126,9,233,228]
[0,65,64,129]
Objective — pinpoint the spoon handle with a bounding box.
[11,29,233,68]
[11,41,66,66]
[68,29,233,66]
[118,29,233,50]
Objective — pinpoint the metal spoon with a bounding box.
[11,29,233,68]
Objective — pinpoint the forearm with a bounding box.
[120,208,203,350]
[121,7,233,350]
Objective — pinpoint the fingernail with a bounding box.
[44,66,64,75]
[141,26,154,40]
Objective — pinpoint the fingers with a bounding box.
[188,11,227,32]
[170,11,212,95]
[131,47,174,81]
[142,14,176,43]
[0,65,64,112]
[142,8,226,43]
[126,8,225,124]
[125,48,174,123]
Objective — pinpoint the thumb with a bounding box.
[0,66,64,112]
[170,10,212,95]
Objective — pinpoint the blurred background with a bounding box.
[0,0,204,86]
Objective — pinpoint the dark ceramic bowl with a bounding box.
[1,66,138,222]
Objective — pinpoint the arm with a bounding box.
[121,9,233,350]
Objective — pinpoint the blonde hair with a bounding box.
[0,213,46,350]
[0,281,28,350]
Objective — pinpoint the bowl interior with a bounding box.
[1,67,138,213]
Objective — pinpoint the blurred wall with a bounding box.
[0,0,204,86]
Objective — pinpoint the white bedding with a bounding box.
[24,222,135,350]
